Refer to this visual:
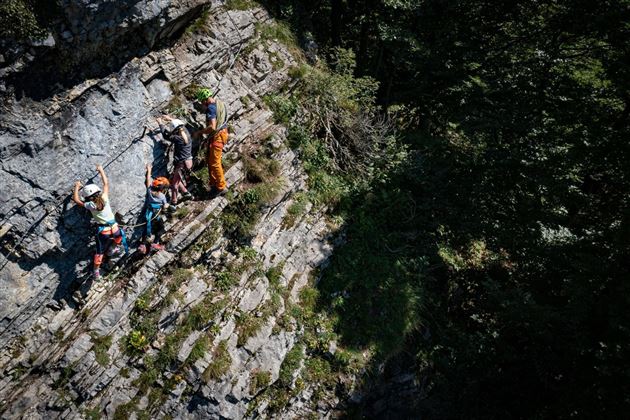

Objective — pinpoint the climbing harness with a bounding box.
[1,2,247,274]
[96,220,129,254]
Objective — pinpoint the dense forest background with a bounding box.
[262,0,630,418]
[2,0,629,417]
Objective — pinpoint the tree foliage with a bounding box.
[0,0,59,41]
[264,0,630,417]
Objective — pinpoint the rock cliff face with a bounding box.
[0,2,355,418]
[1,0,209,98]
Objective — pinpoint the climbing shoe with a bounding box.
[107,245,122,256]
[138,243,147,255]
[73,290,86,305]
[181,192,193,202]
[93,268,101,280]
[166,204,178,213]
[47,299,65,311]
[208,187,227,199]
[150,243,165,251]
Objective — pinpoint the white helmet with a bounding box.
[168,119,185,132]
[81,184,102,200]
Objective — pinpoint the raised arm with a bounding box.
[156,116,172,141]
[72,181,84,207]
[145,164,152,188]
[96,164,109,198]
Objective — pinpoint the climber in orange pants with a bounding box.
[193,88,229,198]
[206,128,229,191]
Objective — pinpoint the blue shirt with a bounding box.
[206,103,217,123]
[146,187,167,209]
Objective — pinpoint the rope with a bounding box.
[191,3,247,164]
[212,1,247,97]
[118,208,163,229]
[0,127,149,273]
[1,3,249,272]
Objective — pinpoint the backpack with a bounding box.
[216,99,228,130]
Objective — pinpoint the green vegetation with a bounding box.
[259,0,630,417]
[10,365,26,381]
[303,357,332,384]
[225,0,258,11]
[0,0,59,41]
[249,370,272,394]
[91,334,113,367]
[174,206,190,219]
[52,365,75,389]
[239,246,258,261]
[187,335,211,365]
[265,262,284,289]
[214,271,238,292]
[221,135,282,243]
[134,291,151,312]
[287,64,309,80]
[263,94,298,125]
[135,292,226,393]
[191,166,209,185]
[165,95,187,119]
[256,21,297,49]
[203,340,232,381]
[268,51,285,71]
[124,330,148,356]
[278,343,303,386]
[242,153,280,184]
[172,267,191,284]
[282,192,308,229]
[263,51,386,209]
[185,295,223,330]
[222,180,283,241]
[236,312,266,347]
[240,95,251,108]
[113,399,137,420]
[53,328,64,341]
[83,406,101,420]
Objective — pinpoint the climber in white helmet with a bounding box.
[72,164,128,279]
[156,114,194,207]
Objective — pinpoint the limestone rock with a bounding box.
[0,2,343,419]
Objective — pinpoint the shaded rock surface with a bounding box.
[1,0,210,99]
[0,2,351,419]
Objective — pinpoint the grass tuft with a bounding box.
[187,335,211,365]
[236,312,265,347]
[282,192,309,229]
[279,343,304,386]
[91,334,113,367]
[266,263,285,290]
[203,340,232,381]
[249,370,272,394]
[174,206,190,219]
[221,180,283,241]
[225,0,258,10]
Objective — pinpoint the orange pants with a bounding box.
[207,128,228,190]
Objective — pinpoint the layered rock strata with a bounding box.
[0,3,345,418]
